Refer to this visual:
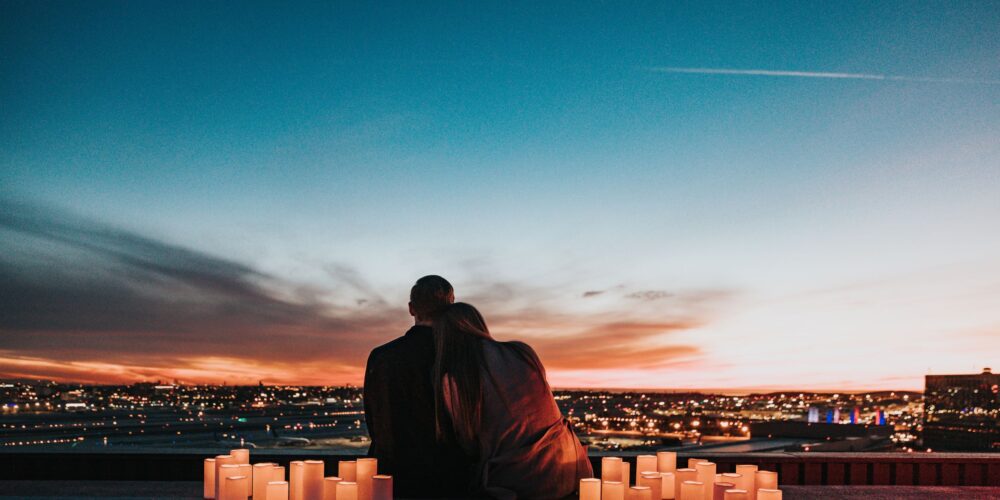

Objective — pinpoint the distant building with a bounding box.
[924,368,1000,451]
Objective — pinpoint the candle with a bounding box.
[687,458,705,468]
[222,475,249,500]
[218,464,243,500]
[674,469,697,500]
[580,478,601,500]
[272,465,286,484]
[323,477,342,500]
[679,481,704,500]
[637,455,657,475]
[721,473,741,485]
[253,463,277,498]
[712,482,734,500]
[267,481,290,500]
[230,449,250,465]
[695,462,716,500]
[661,472,676,499]
[237,464,252,493]
[734,466,757,500]
[629,486,652,500]
[638,472,662,500]
[303,460,325,500]
[338,461,357,482]
[755,471,778,496]
[602,480,625,500]
[356,458,377,500]
[214,455,235,500]
[204,458,216,499]
[372,475,392,500]
[756,489,781,500]
[723,490,748,500]
[290,461,305,500]
[623,461,632,487]
[336,481,358,500]
[602,457,623,482]
[657,451,677,474]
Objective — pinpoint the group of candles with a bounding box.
[202,449,392,500]
[582,452,781,500]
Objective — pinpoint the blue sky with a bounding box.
[1,1,998,389]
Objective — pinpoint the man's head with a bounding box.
[409,275,454,324]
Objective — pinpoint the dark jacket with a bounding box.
[364,325,472,497]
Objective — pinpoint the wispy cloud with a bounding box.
[648,67,1000,85]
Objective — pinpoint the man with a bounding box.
[363,275,470,497]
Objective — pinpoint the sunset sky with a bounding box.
[1,1,998,391]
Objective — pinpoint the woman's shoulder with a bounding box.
[492,340,545,372]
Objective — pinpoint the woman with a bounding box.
[433,303,593,499]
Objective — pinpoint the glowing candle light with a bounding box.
[338,461,357,482]
[687,458,706,468]
[267,481,290,500]
[661,472,676,499]
[230,449,250,465]
[602,480,625,500]
[253,463,277,498]
[694,462,716,500]
[756,489,781,500]
[336,481,358,500]
[580,478,601,500]
[303,460,325,500]
[204,458,216,499]
[734,466,757,500]
[237,464,252,494]
[218,464,243,500]
[603,457,623,482]
[637,455,657,475]
[721,473,741,486]
[629,486,652,500]
[272,465,286,484]
[638,472,662,500]
[723,490,748,500]
[623,461,632,487]
[323,477,342,500]
[754,471,778,496]
[215,455,235,500]
[222,475,249,500]
[712,482,734,500]
[371,475,392,500]
[679,481,704,500]
[657,451,677,474]
[356,458,377,500]
[674,469,697,500]
[290,461,305,500]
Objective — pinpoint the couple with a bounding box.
[363,276,593,499]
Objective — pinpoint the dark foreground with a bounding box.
[1,482,1000,499]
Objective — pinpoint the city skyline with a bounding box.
[2,1,999,391]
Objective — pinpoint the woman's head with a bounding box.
[432,302,492,449]
[435,302,491,341]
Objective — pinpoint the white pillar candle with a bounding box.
[721,473,741,485]
[302,460,325,500]
[215,455,236,500]
[756,489,781,500]
[602,457,623,482]
[602,480,625,500]
[222,475,249,500]
[356,458,377,500]
[204,458,216,499]
[661,472,676,499]
[290,461,305,500]
[338,461,357,482]
[638,472,662,500]
[271,465,286,484]
[623,461,632,487]
[754,471,778,495]
[579,478,601,500]
[230,449,250,465]
[237,464,252,493]
[674,469,697,500]
[723,490,748,500]
[687,458,706,469]
[323,477,342,500]
[712,482,735,500]
[218,464,243,500]
[657,451,677,474]
[371,475,392,500]
[695,462,716,500]
[335,481,358,500]
[267,481,289,500]
[629,486,652,500]
[253,463,277,499]
[636,455,658,475]
[679,481,704,500]
[734,466,757,500]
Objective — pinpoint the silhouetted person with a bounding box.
[433,303,593,499]
[364,275,471,497]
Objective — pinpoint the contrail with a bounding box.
[648,67,1000,85]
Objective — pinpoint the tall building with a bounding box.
[924,368,1000,451]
